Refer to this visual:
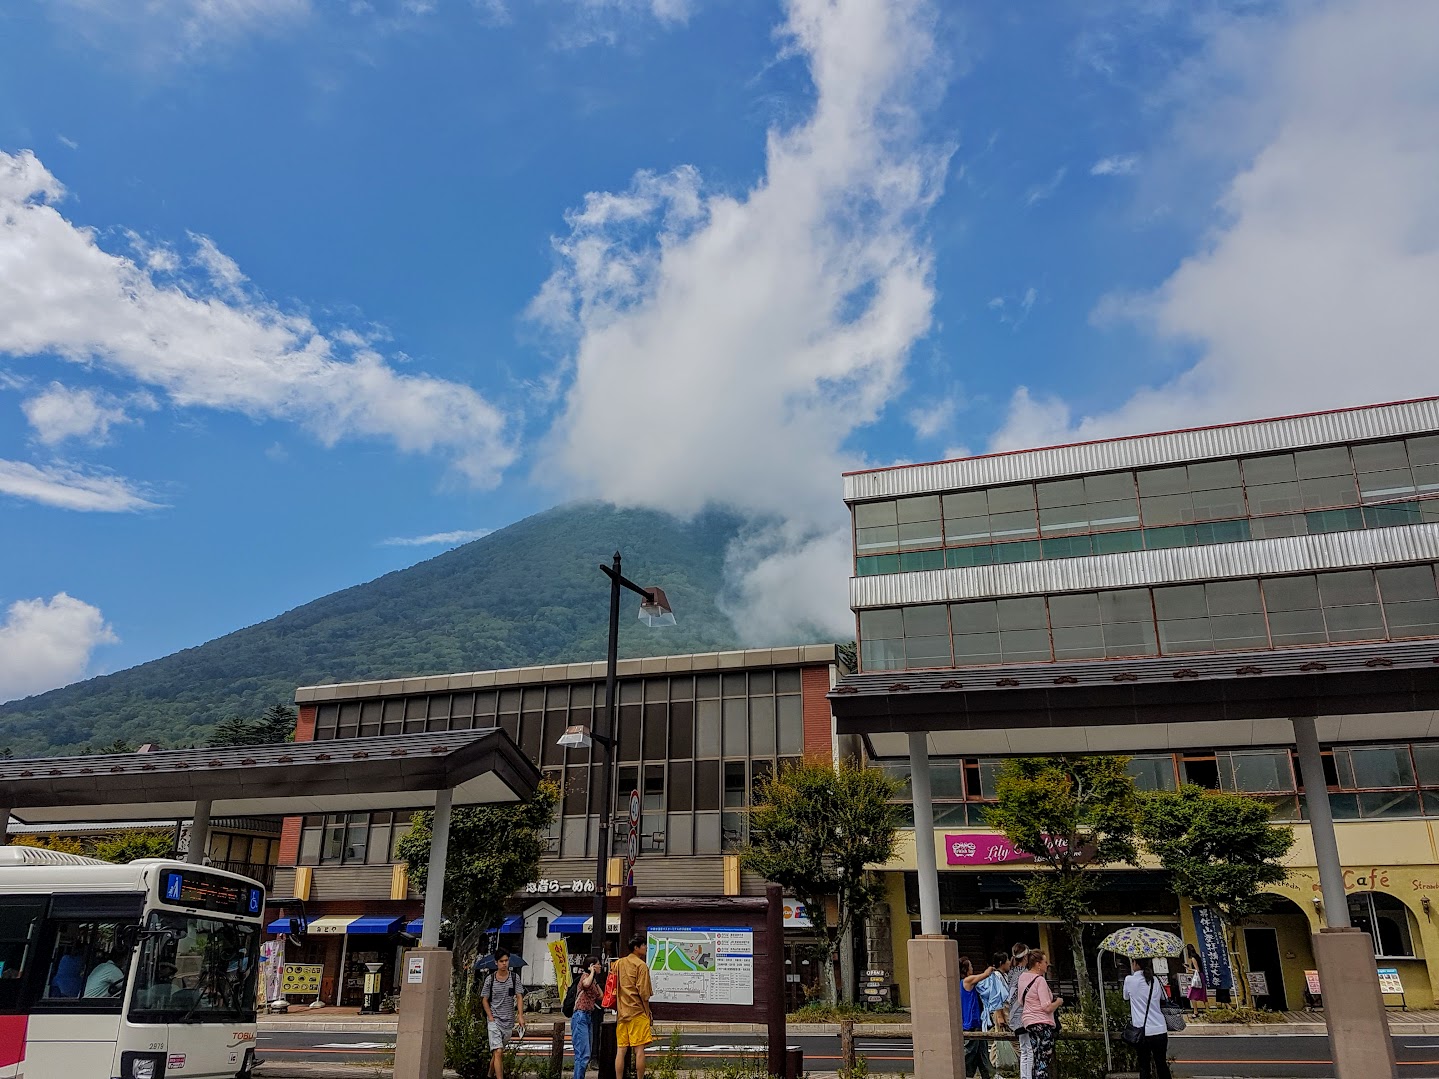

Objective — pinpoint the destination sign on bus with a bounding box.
[160,868,264,917]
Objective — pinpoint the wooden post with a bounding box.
[765,884,786,1079]
[550,1021,565,1076]
[840,1019,855,1075]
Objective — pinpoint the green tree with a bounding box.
[985,756,1141,1011]
[397,781,560,972]
[92,830,174,863]
[1138,785,1296,1006]
[256,704,297,743]
[11,834,85,855]
[207,704,295,747]
[98,738,134,754]
[741,758,903,1005]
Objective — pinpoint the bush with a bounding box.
[1200,1005,1286,1024]
[787,1001,906,1023]
[446,977,490,1079]
[651,1030,684,1079]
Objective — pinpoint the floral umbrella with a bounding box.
[1098,926,1185,959]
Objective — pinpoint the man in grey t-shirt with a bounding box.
[482,950,525,1079]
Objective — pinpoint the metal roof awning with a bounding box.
[485,915,524,934]
[549,914,589,934]
[831,639,1439,757]
[265,914,403,935]
[0,729,540,825]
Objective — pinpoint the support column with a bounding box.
[905,731,963,1079]
[186,799,212,865]
[396,787,454,1079]
[1293,716,1396,1079]
[0,806,11,846]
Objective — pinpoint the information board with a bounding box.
[1378,967,1404,994]
[647,926,753,1006]
[281,964,323,995]
[1245,971,1268,996]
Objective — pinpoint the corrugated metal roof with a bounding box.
[850,522,1439,608]
[844,397,1439,502]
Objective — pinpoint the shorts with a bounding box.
[488,1021,515,1049]
[616,1014,652,1048]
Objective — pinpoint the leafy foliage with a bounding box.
[10,834,85,855]
[1138,784,1296,1005]
[91,830,175,863]
[985,756,1140,1009]
[741,759,902,1004]
[207,704,296,746]
[1,505,768,756]
[446,977,491,1079]
[397,780,560,970]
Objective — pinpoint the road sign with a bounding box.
[628,789,641,829]
[626,788,642,881]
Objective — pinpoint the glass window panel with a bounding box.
[1039,505,1091,536]
[1354,441,1411,473]
[668,678,692,701]
[1159,618,1214,653]
[1145,524,1198,548]
[1093,530,1144,554]
[1318,570,1379,608]
[1137,466,1188,496]
[953,632,1002,665]
[989,484,1036,514]
[1088,499,1140,530]
[1347,746,1415,788]
[854,501,897,528]
[993,539,1042,562]
[1414,745,1439,787]
[1102,589,1153,623]
[643,764,665,812]
[1378,564,1439,603]
[1323,603,1386,641]
[1210,613,1270,649]
[944,516,991,544]
[668,762,693,811]
[1265,574,1321,612]
[1041,535,1093,559]
[860,608,905,640]
[905,635,952,668]
[696,674,721,698]
[1189,460,1243,490]
[1207,579,1264,616]
[1036,478,1086,508]
[722,700,747,755]
[1308,507,1366,533]
[1299,474,1358,510]
[724,762,747,807]
[951,601,999,634]
[338,702,362,737]
[1154,584,1208,620]
[1049,593,1101,628]
[722,673,748,697]
[695,761,720,809]
[899,549,946,572]
[1247,482,1302,515]
[1002,629,1053,662]
[777,696,803,755]
[314,703,339,738]
[1053,624,1105,660]
[298,826,322,864]
[976,761,1003,799]
[1127,756,1177,791]
[896,495,941,523]
[1365,503,1423,528]
[669,702,694,758]
[997,597,1048,631]
[1244,453,1296,484]
[1195,519,1251,544]
[694,812,721,854]
[1251,514,1306,539]
[898,522,943,548]
[989,510,1039,540]
[358,700,382,737]
[1229,751,1295,792]
[749,670,774,694]
[695,700,721,756]
[1140,493,1194,526]
[856,555,898,576]
[904,605,950,637]
[1191,487,1246,520]
[947,545,996,568]
[1359,791,1422,819]
[942,491,988,518]
[1085,472,1136,501]
[749,697,776,757]
[643,706,667,759]
[1360,470,1417,502]
[1104,620,1158,657]
[776,669,802,694]
[861,638,906,671]
[1293,446,1353,479]
[1409,435,1439,468]
[930,760,964,800]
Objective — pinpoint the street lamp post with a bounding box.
[583,551,674,958]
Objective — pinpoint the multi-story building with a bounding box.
[831,397,1439,1009]
[267,645,840,1007]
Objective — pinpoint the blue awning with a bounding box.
[404,918,424,936]
[485,915,523,934]
[348,916,402,935]
[549,915,590,934]
[266,917,292,934]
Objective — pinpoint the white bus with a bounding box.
[0,848,265,1079]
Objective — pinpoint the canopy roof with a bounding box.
[0,729,538,824]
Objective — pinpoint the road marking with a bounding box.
[314,1042,396,1049]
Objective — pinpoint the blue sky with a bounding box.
[2,0,1437,702]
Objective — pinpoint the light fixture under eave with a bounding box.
[557,725,594,750]
[638,586,677,628]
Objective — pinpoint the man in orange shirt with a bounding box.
[613,936,654,1079]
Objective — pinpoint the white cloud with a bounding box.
[993,0,1439,450]
[50,0,311,62]
[0,593,118,704]
[22,383,145,446]
[190,234,247,294]
[1090,153,1138,176]
[532,0,945,641]
[57,135,79,151]
[1024,166,1067,205]
[380,528,495,547]
[0,150,514,487]
[908,396,957,440]
[0,459,160,512]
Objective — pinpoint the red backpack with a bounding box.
[601,966,619,1010]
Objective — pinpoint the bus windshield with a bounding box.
[128,911,259,1024]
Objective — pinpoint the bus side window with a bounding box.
[0,897,45,1013]
[39,921,129,1004]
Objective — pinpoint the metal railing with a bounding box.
[210,860,276,888]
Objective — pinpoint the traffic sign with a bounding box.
[628,789,641,829]
[625,788,642,881]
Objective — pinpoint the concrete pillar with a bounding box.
[420,788,452,949]
[1293,716,1396,1079]
[393,947,452,1079]
[186,799,212,865]
[907,732,940,935]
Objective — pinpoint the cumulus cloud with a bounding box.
[22,383,147,446]
[380,528,495,547]
[993,0,1439,450]
[532,0,945,640]
[0,593,118,703]
[0,460,160,512]
[908,396,957,441]
[0,150,513,486]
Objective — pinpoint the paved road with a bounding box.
[255,1028,1439,1077]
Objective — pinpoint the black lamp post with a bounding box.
[563,551,674,959]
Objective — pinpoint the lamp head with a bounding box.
[638,587,677,628]
[557,725,594,750]
[1312,895,1322,909]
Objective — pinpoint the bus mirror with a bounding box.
[289,917,303,937]
[118,925,141,952]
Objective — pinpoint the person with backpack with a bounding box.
[1015,951,1062,1079]
[1123,958,1171,1079]
[481,949,525,1079]
[1004,944,1031,1079]
[565,955,602,1079]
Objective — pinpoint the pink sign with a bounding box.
[944,833,1035,866]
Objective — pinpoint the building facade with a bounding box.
[836,398,1439,1007]
[268,645,839,1007]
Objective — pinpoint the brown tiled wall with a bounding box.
[801,665,833,760]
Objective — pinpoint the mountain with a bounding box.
[0,503,796,757]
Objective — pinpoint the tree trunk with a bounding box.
[823,933,840,1007]
[1069,922,1093,1013]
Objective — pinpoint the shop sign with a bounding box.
[280,964,323,995]
[1378,968,1404,995]
[1191,907,1234,992]
[526,879,598,894]
[1305,970,1322,995]
[783,901,812,928]
[944,834,1032,866]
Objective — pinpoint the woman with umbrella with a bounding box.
[1096,927,1185,1078]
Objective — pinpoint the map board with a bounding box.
[647,926,754,1006]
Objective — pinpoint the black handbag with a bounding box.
[1122,978,1156,1046]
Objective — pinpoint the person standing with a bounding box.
[1015,951,1062,1079]
[481,950,526,1079]
[959,956,994,1079]
[613,936,654,1079]
[1005,944,1032,1079]
[1124,958,1171,1079]
[978,952,1017,1077]
[1183,945,1207,1013]
[570,956,602,1079]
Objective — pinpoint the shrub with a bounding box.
[446,978,490,1079]
[1200,1005,1286,1024]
